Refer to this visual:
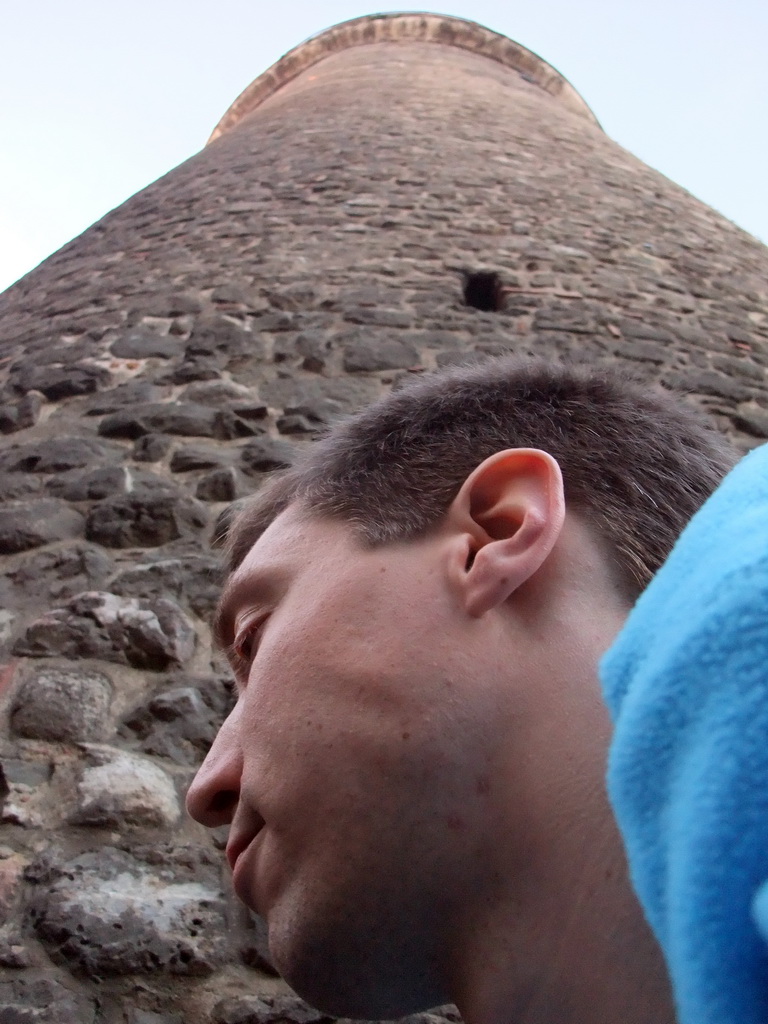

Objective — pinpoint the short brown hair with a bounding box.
[226,357,736,599]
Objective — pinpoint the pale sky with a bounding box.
[1,0,766,293]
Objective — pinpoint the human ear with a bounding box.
[448,448,565,617]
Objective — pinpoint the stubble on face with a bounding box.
[209,508,524,1018]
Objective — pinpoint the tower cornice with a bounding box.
[208,11,600,143]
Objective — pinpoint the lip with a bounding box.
[226,833,251,874]
[228,826,271,914]
[226,816,265,874]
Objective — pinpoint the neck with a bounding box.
[445,521,675,1024]
[447,815,675,1024]
[443,685,675,1024]
[448,611,674,1023]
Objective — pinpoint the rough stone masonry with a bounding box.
[0,12,767,1023]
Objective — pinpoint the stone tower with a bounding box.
[1,12,767,1023]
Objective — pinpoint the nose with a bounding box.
[186,705,243,827]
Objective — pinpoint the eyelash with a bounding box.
[230,617,267,676]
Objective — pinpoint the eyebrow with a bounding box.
[213,571,268,652]
[213,576,238,652]
[213,509,305,650]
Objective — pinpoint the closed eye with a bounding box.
[229,614,269,680]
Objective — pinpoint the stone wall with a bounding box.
[0,14,767,1023]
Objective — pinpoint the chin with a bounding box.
[267,898,446,1020]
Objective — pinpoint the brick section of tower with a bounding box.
[0,14,767,1023]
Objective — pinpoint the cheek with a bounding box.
[248,651,504,828]
[238,579,509,816]
[252,586,417,713]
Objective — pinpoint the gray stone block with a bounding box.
[111,330,180,359]
[13,591,196,670]
[10,665,113,743]
[0,500,84,553]
[85,493,208,547]
[71,746,181,827]
[31,849,228,976]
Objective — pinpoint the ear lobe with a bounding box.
[450,449,565,617]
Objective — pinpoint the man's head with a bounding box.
[187,357,734,1023]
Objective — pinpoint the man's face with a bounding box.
[187,504,543,1017]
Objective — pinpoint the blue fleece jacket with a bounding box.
[600,443,768,1024]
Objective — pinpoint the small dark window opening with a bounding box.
[462,271,503,311]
